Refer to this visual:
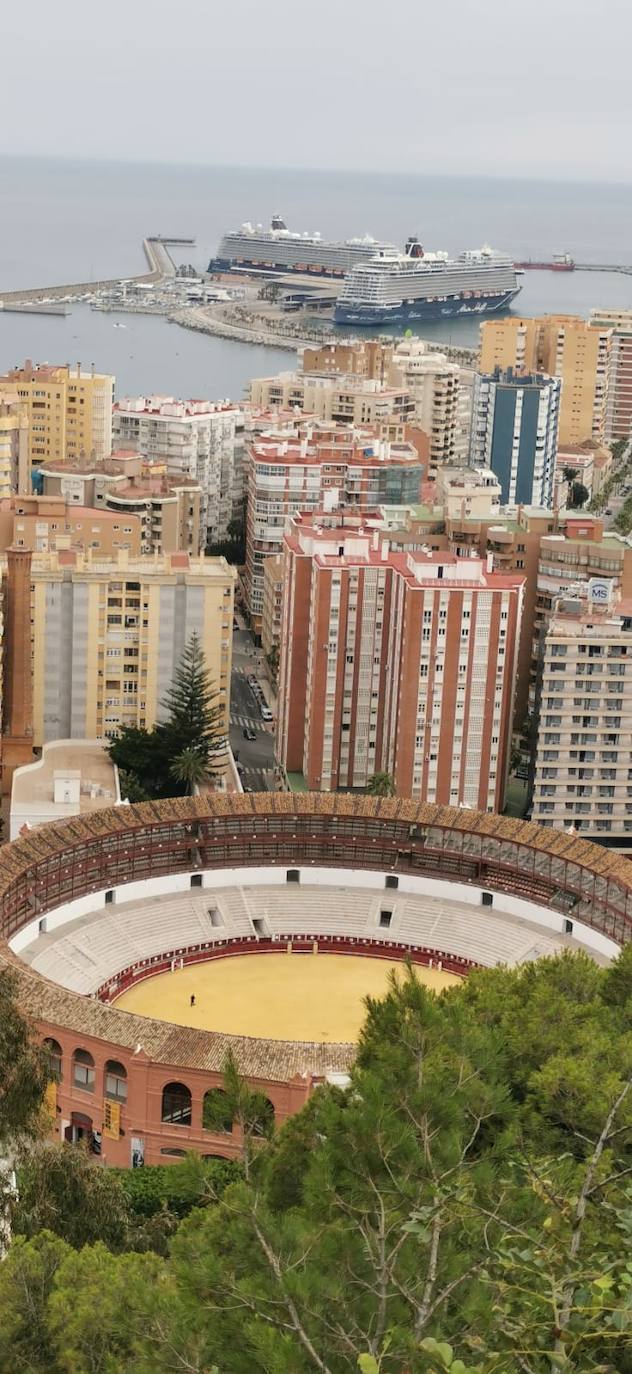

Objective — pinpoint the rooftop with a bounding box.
[11,740,119,827]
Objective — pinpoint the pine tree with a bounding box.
[159,633,227,781]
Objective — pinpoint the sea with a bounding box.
[2,156,632,400]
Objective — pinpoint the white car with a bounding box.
[260,704,273,722]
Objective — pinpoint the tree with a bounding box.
[0,968,50,1147]
[0,1230,70,1374]
[367,771,396,798]
[169,746,213,795]
[570,480,590,509]
[266,642,280,682]
[108,635,227,798]
[159,632,227,779]
[563,465,579,484]
[12,1140,129,1251]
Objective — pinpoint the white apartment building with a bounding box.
[531,588,632,850]
[112,397,242,546]
[248,371,415,427]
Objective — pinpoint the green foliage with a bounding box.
[13,1141,129,1251]
[0,967,50,1146]
[6,953,632,1371]
[613,491,632,534]
[108,633,227,798]
[562,466,579,484]
[366,771,396,797]
[117,1155,241,1220]
[569,479,589,508]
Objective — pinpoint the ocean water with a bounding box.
[2,157,632,397]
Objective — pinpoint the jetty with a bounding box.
[0,237,192,307]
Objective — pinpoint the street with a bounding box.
[229,627,277,791]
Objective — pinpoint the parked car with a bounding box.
[260,704,273,722]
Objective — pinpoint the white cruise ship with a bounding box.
[335,238,521,325]
[209,215,394,278]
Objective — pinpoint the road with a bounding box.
[229,628,277,791]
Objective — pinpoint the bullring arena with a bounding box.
[1,794,630,1166]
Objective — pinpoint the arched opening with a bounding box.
[161,1081,192,1127]
[160,1147,187,1158]
[203,1088,233,1134]
[249,1094,275,1138]
[43,1037,63,1081]
[104,1059,127,1103]
[72,1048,95,1092]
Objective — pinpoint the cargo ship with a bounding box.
[208,215,395,278]
[334,238,521,326]
[514,254,575,271]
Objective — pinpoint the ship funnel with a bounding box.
[405,236,424,259]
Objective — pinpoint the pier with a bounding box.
[575,262,632,275]
[0,236,194,307]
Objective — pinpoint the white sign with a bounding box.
[588,578,613,605]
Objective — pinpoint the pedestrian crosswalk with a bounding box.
[230,713,261,730]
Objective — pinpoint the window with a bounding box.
[203,1088,233,1133]
[161,1081,192,1126]
[379,910,392,929]
[286,869,300,884]
[190,874,203,888]
[105,889,115,905]
[104,1060,127,1102]
[73,1048,95,1092]
[385,875,399,890]
[44,1037,62,1081]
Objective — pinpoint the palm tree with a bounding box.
[170,747,213,796]
[367,772,396,798]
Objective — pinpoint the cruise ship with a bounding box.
[208,215,395,278]
[335,238,522,325]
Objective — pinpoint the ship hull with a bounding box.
[335,287,521,326]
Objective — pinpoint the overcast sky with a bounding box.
[2,0,630,182]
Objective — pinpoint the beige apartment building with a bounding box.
[4,549,235,747]
[531,590,632,849]
[0,396,29,495]
[277,514,524,809]
[479,316,612,446]
[38,451,202,554]
[590,309,632,444]
[249,371,415,428]
[0,361,114,468]
[0,494,141,555]
[301,339,396,381]
[387,338,465,469]
[261,554,284,659]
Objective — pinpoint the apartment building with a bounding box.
[0,494,141,555]
[38,451,202,554]
[387,337,463,469]
[3,549,235,747]
[591,309,632,444]
[245,424,426,633]
[277,515,523,809]
[261,554,284,660]
[301,339,395,381]
[471,368,561,507]
[112,397,242,545]
[0,396,29,495]
[531,589,632,849]
[249,371,415,428]
[479,316,612,446]
[0,360,114,467]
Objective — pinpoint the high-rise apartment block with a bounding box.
[0,361,114,467]
[112,397,242,546]
[590,309,632,444]
[0,396,29,495]
[387,338,464,470]
[245,424,426,633]
[38,451,202,554]
[277,514,523,809]
[531,589,632,849]
[471,368,561,507]
[3,549,234,747]
[479,317,612,445]
[261,554,284,661]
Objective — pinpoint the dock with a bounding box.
[0,301,70,316]
[0,236,196,308]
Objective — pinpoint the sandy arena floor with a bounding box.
[113,951,458,1042]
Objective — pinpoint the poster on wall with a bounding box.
[131,1136,145,1168]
